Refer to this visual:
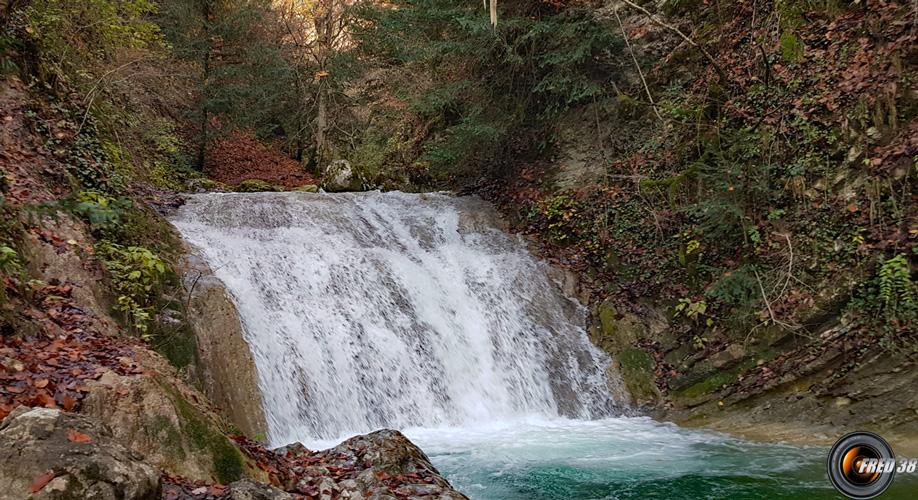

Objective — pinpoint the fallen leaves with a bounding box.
[0,279,144,421]
[67,428,92,443]
[29,471,55,493]
[161,474,235,500]
[205,131,316,188]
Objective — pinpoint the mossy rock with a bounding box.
[664,343,696,369]
[596,300,640,353]
[186,177,224,192]
[235,179,282,192]
[672,359,757,404]
[80,369,261,484]
[163,381,246,484]
[617,347,660,405]
[293,184,319,193]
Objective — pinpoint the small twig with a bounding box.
[77,58,146,135]
[758,43,771,87]
[620,0,731,86]
[613,6,663,122]
[183,270,203,314]
[753,267,797,332]
[777,232,793,298]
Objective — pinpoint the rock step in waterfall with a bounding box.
[171,191,620,445]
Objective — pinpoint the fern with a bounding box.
[878,253,915,313]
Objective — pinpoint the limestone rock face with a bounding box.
[179,252,268,439]
[0,406,160,500]
[78,360,262,485]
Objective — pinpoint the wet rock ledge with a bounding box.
[0,407,467,500]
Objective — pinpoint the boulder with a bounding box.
[321,430,441,475]
[0,406,160,500]
[270,430,467,499]
[311,430,467,500]
[322,160,359,191]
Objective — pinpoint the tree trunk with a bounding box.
[197,0,213,171]
[312,3,333,165]
[315,87,327,159]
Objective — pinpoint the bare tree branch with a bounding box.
[613,5,663,122]
[619,0,731,86]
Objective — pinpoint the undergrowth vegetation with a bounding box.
[493,1,917,360]
[1,0,197,366]
[0,0,914,406]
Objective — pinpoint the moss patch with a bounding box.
[674,360,756,400]
[598,302,617,339]
[618,347,659,404]
[596,301,640,352]
[235,179,281,192]
[153,321,198,369]
[159,380,245,484]
[149,415,187,464]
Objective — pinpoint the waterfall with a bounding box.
[171,191,619,444]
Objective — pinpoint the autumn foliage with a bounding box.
[205,131,316,188]
[0,280,145,421]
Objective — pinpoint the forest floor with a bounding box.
[204,131,317,188]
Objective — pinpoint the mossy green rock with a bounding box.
[294,184,319,193]
[79,362,264,484]
[167,382,245,483]
[186,177,224,192]
[594,300,660,404]
[616,347,660,405]
[672,359,757,406]
[236,179,282,192]
[596,300,640,352]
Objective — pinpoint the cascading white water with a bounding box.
[171,191,619,445]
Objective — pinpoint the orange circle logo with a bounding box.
[828,432,895,499]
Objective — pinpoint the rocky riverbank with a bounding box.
[0,406,466,500]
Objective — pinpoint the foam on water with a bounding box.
[171,191,618,445]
